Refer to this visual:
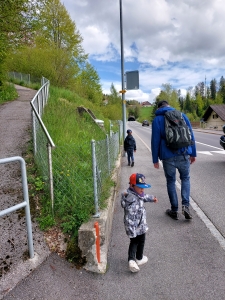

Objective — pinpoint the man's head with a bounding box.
[127,129,132,134]
[157,100,169,108]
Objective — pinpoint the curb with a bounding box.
[78,151,122,273]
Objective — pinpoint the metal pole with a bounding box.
[119,0,126,153]
[106,134,111,175]
[91,140,100,218]
[47,143,54,215]
[0,156,34,259]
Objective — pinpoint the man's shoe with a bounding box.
[182,205,192,219]
[136,255,148,266]
[166,209,179,220]
[128,162,130,166]
[131,161,134,167]
[129,260,140,272]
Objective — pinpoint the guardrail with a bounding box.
[0,156,34,259]
[30,78,55,211]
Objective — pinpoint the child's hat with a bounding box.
[127,129,132,133]
[129,173,151,188]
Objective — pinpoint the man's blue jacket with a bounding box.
[151,106,197,164]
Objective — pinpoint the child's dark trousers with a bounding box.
[128,233,145,261]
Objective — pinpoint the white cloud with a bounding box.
[63,0,225,102]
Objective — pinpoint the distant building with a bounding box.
[202,104,225,130]
[141,101,152,107]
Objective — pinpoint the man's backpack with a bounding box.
[164,110,192,150]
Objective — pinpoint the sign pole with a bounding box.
[119,0,126,151]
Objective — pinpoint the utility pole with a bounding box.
[205,75,206,97]
[119,0,126,148]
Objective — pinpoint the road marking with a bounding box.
[196,141,222,150]
[211,150,225,154]
[190,200,225,250]
[197,151,213,155]
[197,150,225,155]
[175,181,225,250]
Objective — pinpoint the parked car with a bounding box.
[142,120,149,126]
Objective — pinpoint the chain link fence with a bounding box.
[52,126,122,222]
[14,72,123,219]
[8,72,42,85]
[92,131,121,216]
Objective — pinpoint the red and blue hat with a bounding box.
[129,173,151,188]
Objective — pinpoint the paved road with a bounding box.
[3,122,225,299]
[0,85,50,299]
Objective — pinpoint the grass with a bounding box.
[138,106,154,123]
[0,82,18,104]
[36,86,116,237]
[2,78,121,264]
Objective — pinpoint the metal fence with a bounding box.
[92,131,121,216]
[51,127,122,219]
[0,156,34,259]
[29,78,55,211]
[15,73,123,217]
[8,72,42,85]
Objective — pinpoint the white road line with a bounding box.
[134,130,225,251]
[211,150,225,154]
[197,151,213,155]
[196,141,222,150]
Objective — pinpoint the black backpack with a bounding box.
[164,110,192,150]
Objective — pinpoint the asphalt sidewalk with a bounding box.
[3,130,225,300]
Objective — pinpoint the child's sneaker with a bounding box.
[136,255,148,266]
[129,260,140,272]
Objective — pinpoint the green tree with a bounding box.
[218,76,225,104]
[37,0,85,57]
[210,79,217,100]
[170,90,180,110]
[108,83,121,104]
[196,94,204,117]
[0,0,36,83]
[184,92,192,113]
[75,63,102,104]
[156,83,180,110]
[195,82,205,98]
[35,0,87,87]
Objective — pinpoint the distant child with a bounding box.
[121,173,158,273]
[124,129,136,167]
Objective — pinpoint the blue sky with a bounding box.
[63,0,225,103]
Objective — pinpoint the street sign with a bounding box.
[125,70,139,90]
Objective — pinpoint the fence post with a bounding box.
[32,110,37,155]
[91,140,100,217]
[106,134,111,175]
[94,222,100,263]
[47,143,54,214]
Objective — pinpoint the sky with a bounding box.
[62,0,225,103]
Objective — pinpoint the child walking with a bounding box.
[124,129,136,167]
[121,173,158,273]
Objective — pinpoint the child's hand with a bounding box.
[153,197,158,203]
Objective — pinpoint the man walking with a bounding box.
[151,100,196,220]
